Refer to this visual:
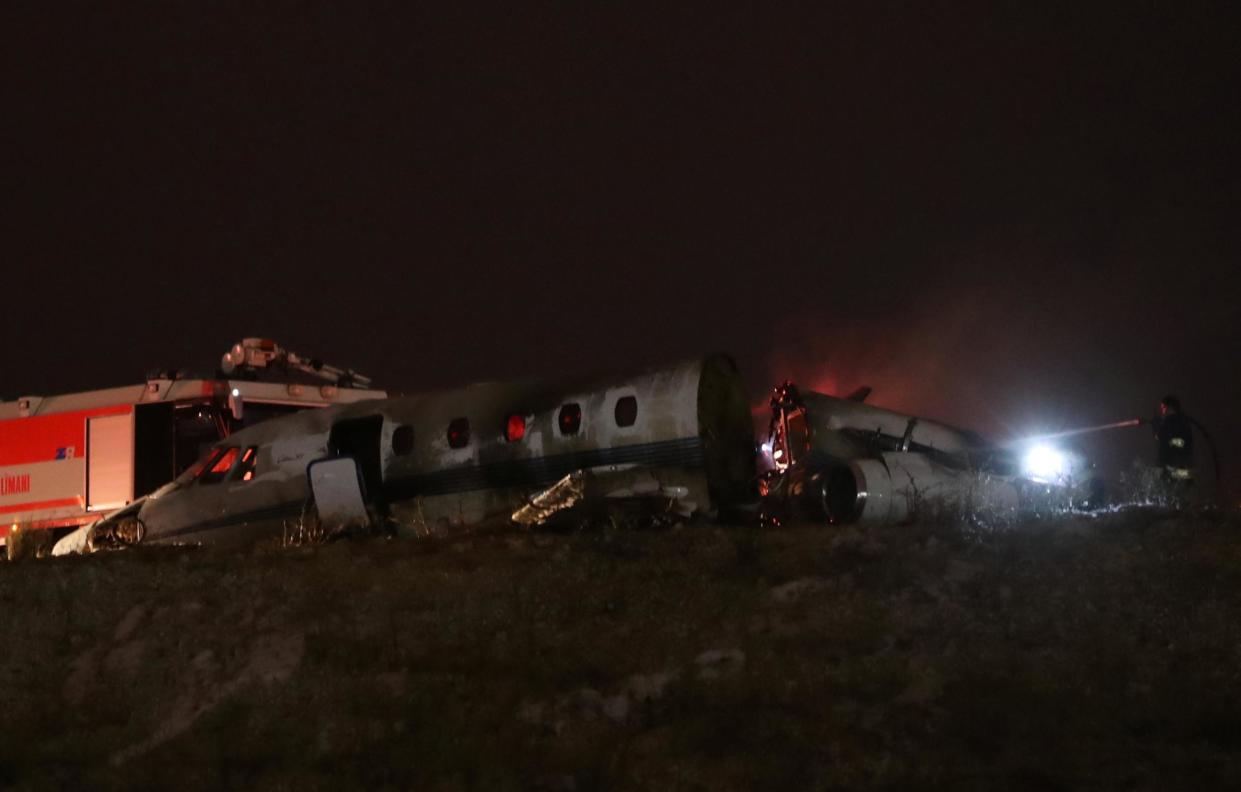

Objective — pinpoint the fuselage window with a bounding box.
[197,446,239,485]
[392,425,415,456]
[230,446,260,482]
[614,396,638,428]
[447,418,470,449]
[504,413,526,443]
[558,403,582,436]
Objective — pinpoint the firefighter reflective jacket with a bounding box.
[1155,412,1195,472]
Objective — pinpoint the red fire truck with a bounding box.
[0,340,386,557]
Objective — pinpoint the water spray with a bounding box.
[1015,418,1144,444]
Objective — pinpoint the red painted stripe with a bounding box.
[0,497,82,516]
[31,514,93,530]
[0,404,132,467]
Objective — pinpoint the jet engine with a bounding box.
[822,452,1020,525]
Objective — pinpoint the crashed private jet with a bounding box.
[60,356,757,552]
[51,354,1108,555]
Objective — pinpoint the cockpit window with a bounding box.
[230,446,259,482]
[197,446,239,485]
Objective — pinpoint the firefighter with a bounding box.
[1152,395,1195,490]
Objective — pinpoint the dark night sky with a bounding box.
[5,4,1240,496]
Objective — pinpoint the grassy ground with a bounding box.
[2,508,1241,790]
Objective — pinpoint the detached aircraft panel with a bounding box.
[308,458,369,526]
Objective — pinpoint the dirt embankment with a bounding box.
[3,509,1241,790]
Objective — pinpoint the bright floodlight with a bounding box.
[1023,443,1066,482]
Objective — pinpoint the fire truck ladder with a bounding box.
[219,338,373,388]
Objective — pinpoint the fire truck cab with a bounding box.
[1,342,386,558]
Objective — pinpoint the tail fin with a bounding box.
[844,386,872,403]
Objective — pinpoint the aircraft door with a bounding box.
[133,402,175,498]
[308,458,369,527]
[328,416,385,508]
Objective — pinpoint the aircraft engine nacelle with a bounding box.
[823,452,1020,525]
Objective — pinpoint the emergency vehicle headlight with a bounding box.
[1023,443,1067,483]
